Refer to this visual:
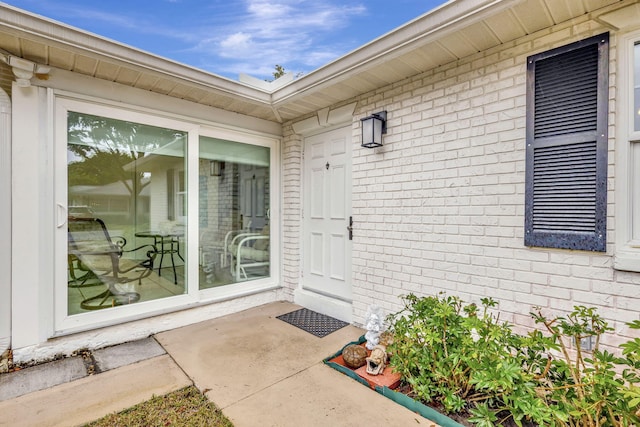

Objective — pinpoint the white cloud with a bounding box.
[220,33,253,51]
[192,0,367,77]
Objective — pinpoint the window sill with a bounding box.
[613,248,640,272]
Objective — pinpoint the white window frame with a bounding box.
[53,94,280,334]
[615,29,640,271]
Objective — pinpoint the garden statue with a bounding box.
[365,344,387,375]
[364,305,384,350]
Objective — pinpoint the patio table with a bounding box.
[135,231,184,284]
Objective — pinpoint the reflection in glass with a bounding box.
[198,136,270,289]
[66,111,187,315]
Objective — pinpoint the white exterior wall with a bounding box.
[283,17,635,352]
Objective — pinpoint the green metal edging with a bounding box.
[375,386,464,427]
[323,335,464,427]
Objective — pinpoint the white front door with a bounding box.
[302,126,352,303]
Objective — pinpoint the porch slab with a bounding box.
[0,354,191,427]
[0,302,443,426]
[223,363,433,427]
[155,301,364,409]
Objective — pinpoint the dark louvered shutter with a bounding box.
[525,33,609,252]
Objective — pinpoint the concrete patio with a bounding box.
[0,302,436,426]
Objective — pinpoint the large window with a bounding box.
[524,33,609,252]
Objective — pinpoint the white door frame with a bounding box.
[294,124,353,323]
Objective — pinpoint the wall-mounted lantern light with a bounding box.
[210,160,225,177]
[360,111,387,148]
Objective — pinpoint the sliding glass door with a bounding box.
[56,96,278,333]
[66,111,188,314]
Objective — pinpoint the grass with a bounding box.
[84,386,234,427]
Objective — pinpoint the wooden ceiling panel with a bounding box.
[48,46,75,70]
[19,39,47,64]
[482,10,527,43]
[277,106,306,121]
[288,97,325,113]
[134,73,160,91]
[438,33,479,59]
[72,55,98,75]
[510,0,555,34]
[345,74,385,93]
[414,43,459,68]
[181,87,207,104]
[372,59,422,84]
[94,61,120,80]
[167,82,194,99]
[152,78,178,94]
[583,0,621,11]
[0,33,21,54]
[197,92,220,107]
[459,22,502,53]
[115,67,141,86]
[395,50,439,75]
[542,0,586,24]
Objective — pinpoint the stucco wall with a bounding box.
[283,15,636,352]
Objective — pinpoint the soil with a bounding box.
[395,384,536,427]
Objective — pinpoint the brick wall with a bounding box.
[282,15,635,352]
[281,126,302,301]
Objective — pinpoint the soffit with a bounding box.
[271,0,623,122]
[0,0,626,125]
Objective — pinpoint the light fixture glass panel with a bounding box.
[362,117,374,144]
[373,117,383,144]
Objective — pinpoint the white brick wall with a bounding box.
[283,14,634,352]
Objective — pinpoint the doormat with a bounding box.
[276,308,348,338]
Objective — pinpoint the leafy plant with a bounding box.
[531,306,640,425]
[386,294,640,426]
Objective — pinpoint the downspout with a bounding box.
[0,87,11,361]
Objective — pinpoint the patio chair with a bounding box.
[68,217,157,310]
[224,225,270,281]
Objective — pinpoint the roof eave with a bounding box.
[0,2,273,106]
[271,0,523,108]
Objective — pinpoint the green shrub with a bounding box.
[386,293,640,426]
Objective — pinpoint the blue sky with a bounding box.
[4,0,447,81]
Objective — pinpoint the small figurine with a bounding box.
[364,305,384,350]
[365,344,387,375]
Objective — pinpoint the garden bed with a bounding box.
[323,336,465,427]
